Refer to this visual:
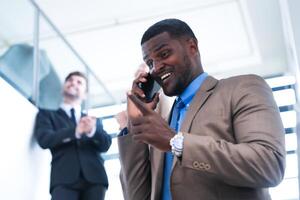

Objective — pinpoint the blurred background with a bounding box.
[0,0,299,199]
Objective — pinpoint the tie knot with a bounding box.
[70,108,75,115]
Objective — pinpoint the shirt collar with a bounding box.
[178,72,208,106]
[60,103,81,117]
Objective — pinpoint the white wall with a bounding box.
[0,77,51,200]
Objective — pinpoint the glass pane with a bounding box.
[270,154,298,200]
[284,153,298,179]
[280,111,296,129]
[36,16,86,109]
[102,118,120,134]
[285,133,297,152]
[104,159,124,200]
[266,75,296,88]
[35,14,116,109]
[270,177,299,200]
[273,89,296,107]
[87,72,117,109]
[0,1,34,103]
[88,103,126,118]
[103,137,119,157]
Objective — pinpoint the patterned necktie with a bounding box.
[70,108,77,125]
[161,98,185,200]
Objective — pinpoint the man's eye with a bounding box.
[161,51,169,58]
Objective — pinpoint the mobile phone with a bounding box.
[139,73,161,102]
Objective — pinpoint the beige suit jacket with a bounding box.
[118,75,286,200]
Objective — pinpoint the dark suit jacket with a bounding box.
[34,108,112,191]
[118,75,286,200]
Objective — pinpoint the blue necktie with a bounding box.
[161,98,185,200]
[70,108,77,125]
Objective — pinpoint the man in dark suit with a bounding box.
[35,71,112,200]
[118,19,285,200]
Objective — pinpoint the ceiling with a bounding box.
[0,0,291,108]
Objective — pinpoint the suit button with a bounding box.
[199,162,205,169]
[204,163,211,170]
[193,161,200,169]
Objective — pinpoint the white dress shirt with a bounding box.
[60,103,96,139]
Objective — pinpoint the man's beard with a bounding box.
[63,91,80,101]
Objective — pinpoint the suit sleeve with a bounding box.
[118,133,151,200]
[81,118,112,152]
[34,109,77,149]
[181,75,286,188]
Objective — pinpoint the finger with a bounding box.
[153,92,160,104]
[127,91,152,115]
[130,125,144,135]
[84,116,95,121]
[88,116,96,120]
[150,92,160,110]
[132,85,145,98]
[132,133,147,143]
[136,71,149,81]
[132,73,148,98]
[89,117,96,124]
[80,118,89,124]
[81,117,88,122]
[130,115,148,126]
[131,123,153,139]
[80,116,90,123]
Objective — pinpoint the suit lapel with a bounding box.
[172,76,218,169]
[57,108,69,120]
[180,76,218,132]
[154,76,219,187]
[57,108,74,125]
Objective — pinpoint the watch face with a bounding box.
[173,135,184,149]
[173,140,181,148]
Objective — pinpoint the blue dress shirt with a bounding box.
[161,72,208,200]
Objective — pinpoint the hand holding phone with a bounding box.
[138,73,161,102]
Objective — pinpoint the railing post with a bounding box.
[32,5,40,106]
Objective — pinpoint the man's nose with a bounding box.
[152,60,164,73]
[70,80,77,86]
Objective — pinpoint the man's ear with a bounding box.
[186,38,199,55]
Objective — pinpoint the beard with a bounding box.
[163,54,193,97]
[63,90,80,101]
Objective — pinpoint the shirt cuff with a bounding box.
[75,131,81,139]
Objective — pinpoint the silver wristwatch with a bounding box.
[170,132,184,157]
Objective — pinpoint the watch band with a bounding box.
[170,132,184,157]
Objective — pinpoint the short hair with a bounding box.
[141,18,197,45]
[64,71,88,91]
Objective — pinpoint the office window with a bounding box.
[267,75,298,200]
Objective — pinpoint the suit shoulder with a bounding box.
[37,108,59,117]
[38,108,56,113]
[220,74,268,87]
[222,74,264,82]
[214,74,272,100]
